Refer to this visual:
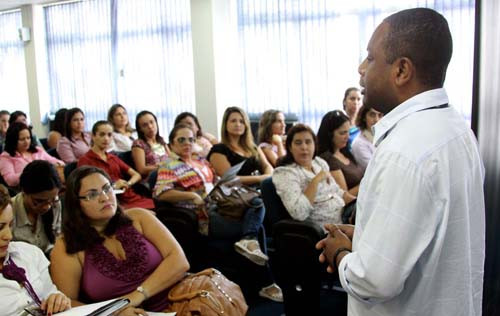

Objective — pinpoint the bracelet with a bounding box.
[136,286,149,300]
[333,247,351,269]
[127,181,133,186]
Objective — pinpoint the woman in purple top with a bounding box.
[50,166,189,315]
[132,111,170,179]
[56,108,92,163]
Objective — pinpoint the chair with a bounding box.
[39,138,50,150]
[64,162,78,180]
[46,147,60,160]
[117,151,134,169]
[261,177,346,316]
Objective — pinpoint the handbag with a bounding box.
[207,179,262,220]
[164,268,248,316]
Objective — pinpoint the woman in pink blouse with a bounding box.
[56,108,91,163]
[0,122,64,187]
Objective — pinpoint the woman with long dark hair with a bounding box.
[0,122,64,187]
[317,110,364,196]
[132,111,170,178]
[50,166,189,313]
[56,107,91,163]
[47,108,67,149]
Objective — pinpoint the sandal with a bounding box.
[259,283,284,302]
[234,239,268,266]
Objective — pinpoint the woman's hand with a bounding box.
[114,179,130,190]
[313,171,331,185]
[41,293,72,315]
[191,192,205,205]
[271,134,283,146]
[116,306,148,316]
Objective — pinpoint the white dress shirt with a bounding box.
[338,88,485,316]
[273,156,345,229]
[1,242,60,316]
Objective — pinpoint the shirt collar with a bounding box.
[12,194,33,228]
[373,88,449,146]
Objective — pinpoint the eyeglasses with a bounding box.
[30,195,60,208]
[78,183,113,201]
[176,137,195,144]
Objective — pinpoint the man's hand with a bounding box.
[316,227,352,273]
[325,224,355,240]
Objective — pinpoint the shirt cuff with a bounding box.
[338,252,374,304]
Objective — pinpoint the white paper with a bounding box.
[54,300,176,316]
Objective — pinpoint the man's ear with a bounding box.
[393,57,414,86]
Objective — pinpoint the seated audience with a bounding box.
[0,122,64,187]
[0,110,9,148]
[57,107,91,163]
[47,108,67,149]
[273,124,355,230]
[78,121,154,210]
[107,104,137,152]
[9,110,44,148]
[208,106,273,186]
[317,110,364,196]
[154,123,282,302]
[174,112,217,158]
[342,87,363,146]
[0,184,71,316]
[50,166,189,313]
[132,111,170,179]
[257,109,287,167]
[11,160,63,256]
[351,104,383,171]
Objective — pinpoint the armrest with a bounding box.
[272,219,324,242]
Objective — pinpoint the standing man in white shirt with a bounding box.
[316,8,485,316]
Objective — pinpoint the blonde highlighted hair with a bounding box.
[221,106,258,157]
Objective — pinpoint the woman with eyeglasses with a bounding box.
[0,122,65,187]
[174,112,217,158]
[10,160,63,256]
[154,123,282,302]
[108,104,137,153]
[317,110,364,196]
[351,105,383,172]
[132,111,170,179]
[78,121,154,210]
[56,107,92,164]
[273,124,355,230]
[50,166,189,314]
[0,184,72,316]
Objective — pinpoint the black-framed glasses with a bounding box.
[78,183,113,201]
[29,195,60,208]
[176,137,195,144]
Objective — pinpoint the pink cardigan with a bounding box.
[0,147,64,187]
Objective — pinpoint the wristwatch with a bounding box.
[136,286,149,300]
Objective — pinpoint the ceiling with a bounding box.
[0,0,59,11]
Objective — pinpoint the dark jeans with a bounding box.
[208,197,265,241]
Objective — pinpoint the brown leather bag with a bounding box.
[207,181,262,220]
[164,268,248,316]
